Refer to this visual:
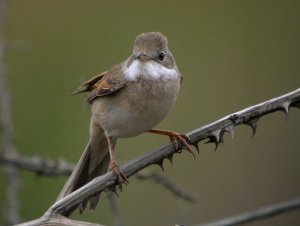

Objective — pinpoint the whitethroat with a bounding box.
[58,32,192,214]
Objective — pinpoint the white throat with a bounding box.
[124,60,179,81]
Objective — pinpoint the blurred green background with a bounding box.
[1,0,300,225]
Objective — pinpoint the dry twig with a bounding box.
[107,192,123,226]
[194,197,300,226]
[0,152,197,204]
[0,154,74,176]
[135,172,197,203]
[0,0,21,224]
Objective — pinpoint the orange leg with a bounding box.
[148,129,194,157]
[107,136,129,190]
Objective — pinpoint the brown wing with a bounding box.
[72,64,127,104]
[72,72,107,95]
[87,73,126,103]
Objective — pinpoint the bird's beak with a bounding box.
[135,51,151,62]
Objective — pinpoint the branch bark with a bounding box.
[16,88,300,225]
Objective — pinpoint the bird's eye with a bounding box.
[158,51,166,61]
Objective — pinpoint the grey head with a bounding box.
[131,32,176,69]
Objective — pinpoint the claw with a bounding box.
[110,160,129,191]
[170,133,195,159]
[148,129,195,158]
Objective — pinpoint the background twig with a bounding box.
[0,0,21,224]
[0,154,74,176]
[107,192,123,226]
[135,172,197,204]
[0,153,197,204]
[194,197,300,226]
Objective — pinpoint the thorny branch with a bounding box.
[0,0,21,224]
[194,197,300,226]
[15,88,299,226]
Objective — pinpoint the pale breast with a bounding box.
[91,60,181,138]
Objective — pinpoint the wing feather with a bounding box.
[72,63,127,104]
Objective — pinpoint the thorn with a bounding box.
[245,118,259,138]
[229,128,234,139]
[157,160,165,171]
[280,101,290,120]
[205,136,219,150]
[224,125,235,139]
[208,129,221,151]
[214,142,219,151]
[219,130,225,145]
[211,129,221,143]
[167,154,174,165]
[282,101,290,114]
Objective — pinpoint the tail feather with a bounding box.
[88,152,111,209]
[57,124,113,215]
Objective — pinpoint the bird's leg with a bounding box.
[107,136,129,190]
[148,129,194,158]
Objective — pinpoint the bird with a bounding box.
[58,32,192,214]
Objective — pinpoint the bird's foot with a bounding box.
[110,160,129,191]
[167,131,195,158]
